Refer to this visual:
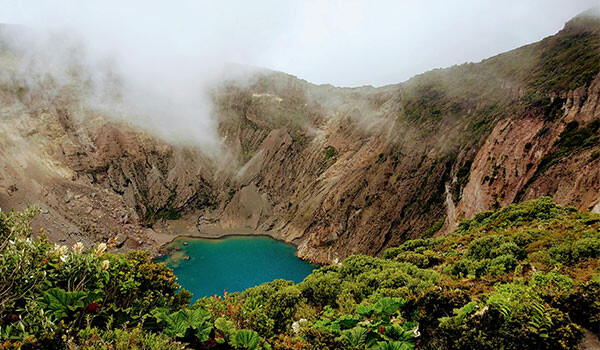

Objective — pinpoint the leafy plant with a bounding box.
[154,307,213,342]
[214,316,236,343]
[38,288,96,320]
[341,327,369,349]
[232,329,260,350]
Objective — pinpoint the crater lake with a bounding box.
[157,236,316,299]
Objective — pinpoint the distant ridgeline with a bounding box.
[0,196,598,349]
[209,9,600,264]
[0,8,598,268]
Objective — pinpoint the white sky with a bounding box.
[0,0,597,87]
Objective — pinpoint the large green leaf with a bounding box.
[356,304,375,317]
[194,322,213,342]
[342,327,368,349]
[164,310,191,338]
[373,298,406,316]
[151,307,171,324]
[233,329,260,350]
[162,307,213,341]
[38,288,86,319]
[215,317,237,343]
[337,314,360,329]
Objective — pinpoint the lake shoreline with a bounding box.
[149,215,301,258]
[160,231,299,251]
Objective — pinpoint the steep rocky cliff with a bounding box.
[0,12,598,263]
[0,82,216,250]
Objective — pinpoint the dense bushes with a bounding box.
[405,197,600,349]
[0,197,599,349]
[77,325,185,350]
[0,207,187,349]
[435,283,584,350]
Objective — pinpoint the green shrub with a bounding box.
[265,285,303,333]
[468,235,507,260]
[529,272,574,298]
[436,283,585,350]
[324,146,337,159]
[488,254,518,275]
[242,279,295,310]
[549,243,572,263]
[571,236,600,261]
[491,242,527,260]
[390,250,442,268]
[77,325,185,350]
[299,269,342,305]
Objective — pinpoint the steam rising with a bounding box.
[0,1,301,153]
[0,25,245,153]
[0,1,596,153]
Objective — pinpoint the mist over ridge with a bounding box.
[0,1,597,154]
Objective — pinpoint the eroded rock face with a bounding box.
[0,85,216,251]
[206,76,600,264]
[193,15,600,263]
[454,75,600,232]
[0,14,599,262]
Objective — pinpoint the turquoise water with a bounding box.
[157,236,316,299]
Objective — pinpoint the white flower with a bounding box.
[95,242,107,257]
[101,260,110,271]
[72,242,85,254]
[54,244,68,259]
[413,325,420,338]
[291,318,307,334]
[475,305,489,317]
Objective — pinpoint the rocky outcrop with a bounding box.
[0,83,216,251]
[454,75,600,230]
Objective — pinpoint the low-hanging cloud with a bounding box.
[0,0,597,154]
[0,1,299,154]
[0,26,264,154]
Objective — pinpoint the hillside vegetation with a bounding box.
[1,197,598,349]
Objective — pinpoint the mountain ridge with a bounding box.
[0,11,598,264]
